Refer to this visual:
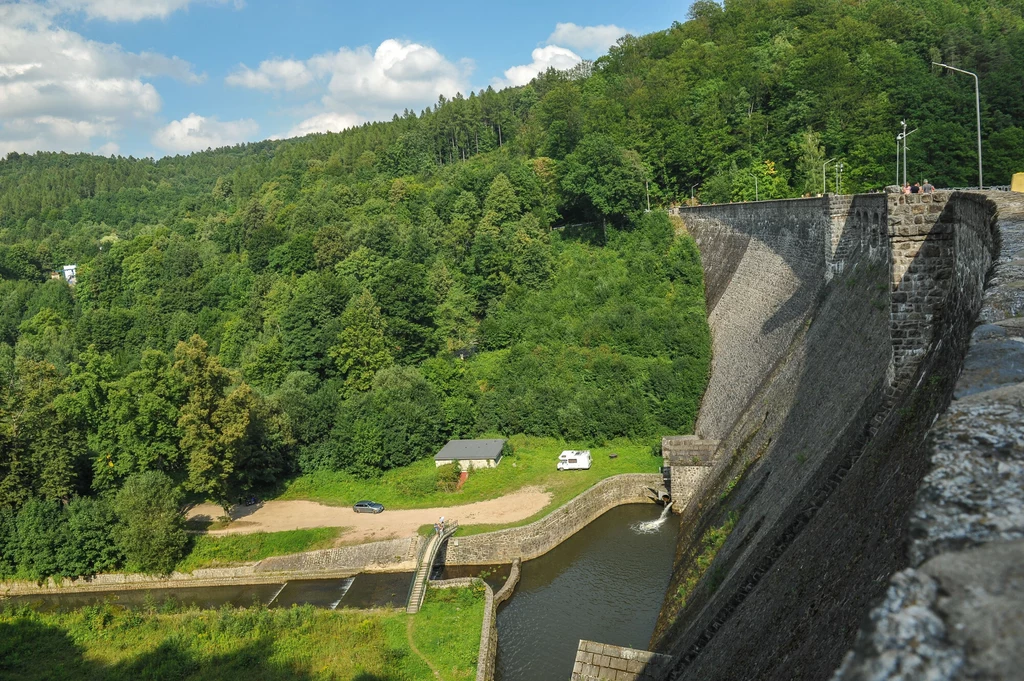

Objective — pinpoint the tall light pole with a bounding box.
[904,129,917,186]
[823,158,836,194]
[690,183,699,205]
[895,134,902,187]
[933,62,982,188]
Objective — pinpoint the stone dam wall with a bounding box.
[651,191,1024,681]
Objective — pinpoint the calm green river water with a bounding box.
[495,503,679,681]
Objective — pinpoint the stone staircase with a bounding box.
[406,520,459,614]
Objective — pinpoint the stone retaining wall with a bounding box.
[571,640,673,680]
[0,536,422,596]
[444,474,662,565]
[256,536,422,574]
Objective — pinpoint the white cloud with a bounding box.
[95,141,119,156]
[283,112,362,138]
[0,3,202,154]
[488,22,631,92]
[547,22,629,55]
[231,38,472,142]
[0,115,115,157]
[51,0,237,22]
[152,113,258,152]
[226,58,312,91]
[310,39,471,106]
[493,46,582,88]
[231,39,470,106]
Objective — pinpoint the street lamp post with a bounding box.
[898,124,917,188]
[904,129,917,187]
[932,62,983,189]
[895,134,901,187]
[823,158,836,194]
[690,182,699,204]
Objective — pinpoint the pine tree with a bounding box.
[434,281,479,354]
[173,335,234,504]
[329,290,394,397]
[483,173,521,225]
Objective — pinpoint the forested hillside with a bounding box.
[1,0,1022,579]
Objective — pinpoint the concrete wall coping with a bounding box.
[571,639,673,680]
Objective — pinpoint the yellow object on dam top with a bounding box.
[1012,172,1024,193]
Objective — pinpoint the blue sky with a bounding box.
[0,0,690,158]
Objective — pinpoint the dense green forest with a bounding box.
[1,0,1023,580]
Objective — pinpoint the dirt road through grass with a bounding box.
[186,486,551,542]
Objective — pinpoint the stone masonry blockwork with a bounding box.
[652,191,1023,681]
[444,474,662,565]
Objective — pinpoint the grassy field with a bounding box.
[412,586,487,680]
[277,435,662,535]
[175,528,345,573]
[0,586,485,681]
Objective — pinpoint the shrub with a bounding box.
[0,507,17,577]
[435,463,461,493]
[14,498,68,579]
[113,471,187,574]
[60,496,122,577]
[329,366,446,476]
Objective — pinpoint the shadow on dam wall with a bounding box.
[648,192,1009,681]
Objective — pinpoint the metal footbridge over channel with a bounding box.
[406,520,459,614]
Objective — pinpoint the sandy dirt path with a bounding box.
[186,487,552,543]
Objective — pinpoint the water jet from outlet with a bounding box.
[632,502,673,534]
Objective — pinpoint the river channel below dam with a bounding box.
[2,503,678,680]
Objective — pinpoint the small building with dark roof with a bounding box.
[434,439,506,469]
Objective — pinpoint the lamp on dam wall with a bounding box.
[897,122,917,188]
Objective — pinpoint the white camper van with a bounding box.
[557,450,592,471]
